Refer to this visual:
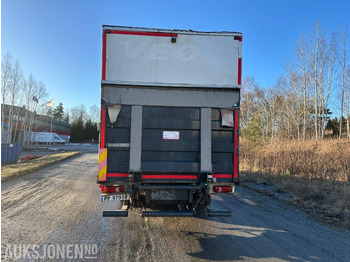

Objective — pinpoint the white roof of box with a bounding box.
[103,25,242,37]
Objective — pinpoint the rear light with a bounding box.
[214,186,232,193]
[234,35,242,42]
[100,186,124,193]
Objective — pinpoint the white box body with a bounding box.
[102,26,242,88]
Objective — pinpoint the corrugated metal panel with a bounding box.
[105,106,131,174]
[211,109,235,175]
[1,143,22,164]
[104,105,237,183]
[141,106,200,173]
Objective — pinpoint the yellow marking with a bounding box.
[99,149,107,163]
[98,166,107,180]
[98,148,107,181]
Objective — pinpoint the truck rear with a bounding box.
[98,25,242,217]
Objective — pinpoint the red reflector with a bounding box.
[101,186,124,193]
[234,35,242,42]
[214,186,232,193]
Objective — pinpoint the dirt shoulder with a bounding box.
[1,151,80,182]
[240,172,350,229]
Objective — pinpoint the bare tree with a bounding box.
[29,81,48,140]
[89,104,100,124]
[1,53,13,130]
[6,60,24,143]
[1,53,50,144]
[240,76,260,129]
[12,86,25,143]
[21,74,37,147]
[239,22,350,143]
[282,73,304,139]
[294,34,312,139]
[323,32,338,135]
[250,86,282,143]
[339,25,348,139]
[302,21,333,140]
[345,66,350,138]
[307,21,323,139]
[63,108,70,123]
[70,104,87,123]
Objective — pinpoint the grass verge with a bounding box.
[1,151,80,182]
[241,172,350,229]
[240,139,350,182]
[240,139,350,229]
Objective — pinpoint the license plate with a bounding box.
[150,190,177,200]
[101,194,129,202]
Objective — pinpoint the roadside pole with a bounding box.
[50,113,53,144]
[46,99,55,145]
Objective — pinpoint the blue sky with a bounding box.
[2,0,350,111]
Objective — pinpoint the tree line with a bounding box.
[241,22,350,144]
[53,103,100,143]
[1,53,100,144]
[1,53,48,145]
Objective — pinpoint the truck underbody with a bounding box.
[100,174,234,217]
[100,181,234,217]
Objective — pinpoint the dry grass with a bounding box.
[1,151,80,182]
[240,139,350,228]
[240,139,350,182]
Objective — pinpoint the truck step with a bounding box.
[206,210,231,217]
[103,211,128,217]
[142,211,194,217]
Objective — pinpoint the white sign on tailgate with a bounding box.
[105,32,241,87]
[163,131,180,140]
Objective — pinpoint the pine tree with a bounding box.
[83,119,98,141]
[53,102,64,120]
[70,114,84,142]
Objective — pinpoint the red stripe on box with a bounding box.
[100,107,106,148]
[142,175,197,180]
[238,58,242,85]
[108,30,178,37]
[234,109,239,179]
[107,173,129,177]
[102,30,107,80]
[213,174,232,178]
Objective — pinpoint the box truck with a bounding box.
[98,25,242,217]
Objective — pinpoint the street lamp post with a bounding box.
[50,111,53,144]
[46,99,54,145]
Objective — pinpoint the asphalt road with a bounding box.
[2,152,350,261]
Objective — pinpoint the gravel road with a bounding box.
[19,144,98,158]
[2,152,350,261]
